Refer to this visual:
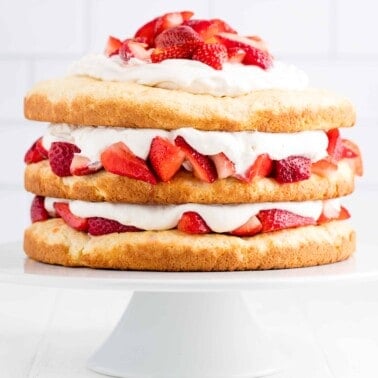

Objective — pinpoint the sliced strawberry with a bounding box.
[183,19,236,42]
[155,25,203,48]
[341,139,359,158]
[227,47,246,63]
[341,139,363,176]
[318,206,350,224]
[70,155,102,176]
[30,196,49,223]
[149,136,185,182]
[101,142,157,184]
[24,137,47,164]
[48,142,81,177]
[175,136,217,183]
[119,39,151,62]
[151,44,195,62]
[192,43,228,70]
[177,211,211,234]
[274,156,311,183]
[88,217,140,236]
[154,11,194,37]
[54,202,88,232]
[105,36,122,57]
[311,158,338,177]
[135,18,159,47]
[210,152,235,179]
[258,209,316,233]
[230,216,262,236]
[217,32,272,69]
[235,154,273,183]
[326,129,343,163]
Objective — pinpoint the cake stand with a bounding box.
[1,241,378,378]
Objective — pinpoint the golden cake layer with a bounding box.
[24,219,355,271]
[24,76,355,132]
[25,161,354,204]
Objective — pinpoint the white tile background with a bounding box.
[0,1,378,377]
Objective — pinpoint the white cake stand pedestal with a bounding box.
[1,241,378,378]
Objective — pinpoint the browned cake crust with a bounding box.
[25,160,355,204]
[24,76,355,132]
[24,219,355,271]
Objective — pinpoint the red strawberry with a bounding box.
[155,25,203,48]
[235,154,273,183]
[48,142,81,177]
[227,47,246,63]
[274,156,311,183]
[183,19,236,42]
[119,39,151,62]
[258,209,316,233]
[54,202,88,232]
[318,206,350,224]
[210,153,235,179]
[24,137,48,164]
[70,156,102,176]
[217,32,272,69]
[88,217,140,236]
[151,44,194,62]
[149,136,185,182]
[101,142,157,184]
[341,139,363,176]
[326,129,343,163]
[243,46,273,69]
[192,43,227,70]
[175,136,217,183]
[177,211,211,234]
[105,36,122,57]
[230,216,262,236]
[311,158,337,177]
[135,18,158,47]
[154,11,194,37]
[30,196,49,223]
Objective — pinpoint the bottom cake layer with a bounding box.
[24,219,355,271]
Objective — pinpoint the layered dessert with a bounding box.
[23,11,362,271]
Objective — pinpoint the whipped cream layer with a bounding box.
[44,198,335,233]
[42,124,328,176]
[68,54,309,97]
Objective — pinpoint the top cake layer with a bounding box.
[24,77,355,132]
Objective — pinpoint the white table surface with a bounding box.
[0,188,377,378]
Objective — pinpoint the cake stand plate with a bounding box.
[1,241,378,378]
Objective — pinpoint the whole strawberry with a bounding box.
[192,43,227,70]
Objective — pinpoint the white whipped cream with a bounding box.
[68,54,309,97]
[44,198,325,233]
[42,124,328,176]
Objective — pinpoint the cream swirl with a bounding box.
[68,54,309,97]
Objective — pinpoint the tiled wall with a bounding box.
[0,0,376,188]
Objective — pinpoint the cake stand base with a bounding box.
[87,291,284,378]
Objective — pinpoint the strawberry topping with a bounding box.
[101,142,157,184]
[155,25,202,48]
[70,156,102,176]
[311,158,337,177]
[258,209,316,233]
[54,202,88,232]
[149,136,185,182]
[119,39,151,62]
[151,44,195,63]
[341,139,363,176]
[236,154,273,183]
[274,156,311,183]
[230,216,262,236]
[177,211,211,234]
[24,137,48,164]
[192,43,228,70]
[210,152,236,179]
[175,136,217,183]
[154,11,194,37]
[183,19,236,42]
[30,196,49,223]
[88,217,140,236]
[318,206,350,224]
[326,129,344,163]
[105,36,122,57]
[48,142,81,177]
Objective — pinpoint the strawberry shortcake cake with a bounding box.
[23,11,362,271]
